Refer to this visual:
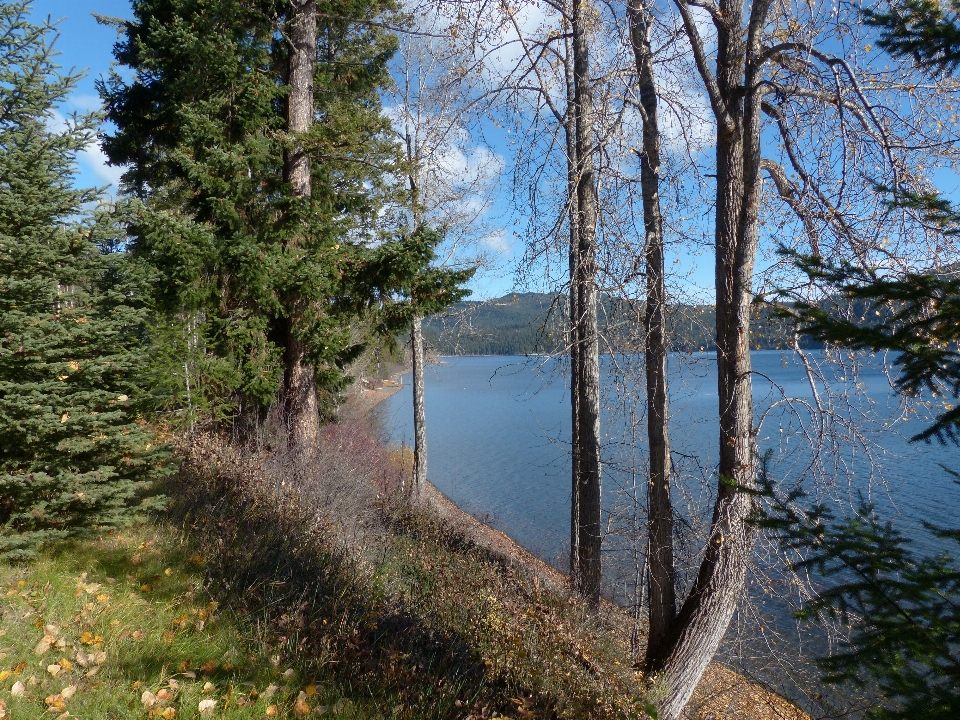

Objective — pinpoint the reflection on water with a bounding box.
[377,351,959,714]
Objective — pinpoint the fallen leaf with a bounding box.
[0,671,9,682]
[10,681,25,697]
[141,690,157,708]
[263,684,279,699]
[305,684,317,696]
[78,632,94,645]
[47,664,62,676]
[265,705,279,718]
[202,682,215,694]
[198,698,216,717]
[61,685,77,699]
[293,698,311,717]
[156,689,174,703]
[44,625,59,637]
[162,631,175,642]
[159,709,176,719]
[0,698,6,718]
[34,639,53,654]
[13,661,26,674]
[59,658,73,672]
[131,630,145,641]
[44,693,66,712]
[200,660,217,675]
[177,661,191,672]
[282,668,296,681]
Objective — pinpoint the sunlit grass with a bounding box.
[0,526,371,719]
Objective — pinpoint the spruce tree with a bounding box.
[0,2,167,560]
[99,0,406,431]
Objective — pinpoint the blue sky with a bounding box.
[30,1,133,193]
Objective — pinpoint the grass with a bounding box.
[0,423,651,719]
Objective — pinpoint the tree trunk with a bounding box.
[627,0,677,665]
[564,29,582,589]
[643,0,767,715]
[571,0,603,606]
[281,0,318,449]
[411,313,427,498]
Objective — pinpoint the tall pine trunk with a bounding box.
[571,0,603,605]
[282,0,319,449]
[627,0,676,665]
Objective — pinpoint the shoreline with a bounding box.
[346,377,809,719]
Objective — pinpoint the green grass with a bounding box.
[0,526,368,719]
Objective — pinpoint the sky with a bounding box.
[29,1,134,193]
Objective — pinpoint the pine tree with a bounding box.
[99,0,406,432]
[0,2,167,560]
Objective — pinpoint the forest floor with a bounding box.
[0,390,809,719]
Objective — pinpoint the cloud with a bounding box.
[79,141,124,189]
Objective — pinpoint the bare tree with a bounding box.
[390,7,502,496]
[630,0,960,715]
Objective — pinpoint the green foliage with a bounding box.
[0,2,167,560]
[863,0,960,74]
[99,0,406,422]
[757,474,960,720]
[774,252,960,443]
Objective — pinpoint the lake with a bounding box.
[376,351,958,712]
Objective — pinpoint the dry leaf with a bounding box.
[282,668,296,681]
[44,693,66,712]
[293,698,311,717]
[141,690,158,708]
[156,689,174,703]
[61,685,77,699]
[0,671,9,682]
[202,682,215,694]
[265,705,279,718]
[44,625,59,637]
[34,639,53,655]
[47,664,62,677]
[263,684,279,699]
[0,698,7,718]
[10,681,26,697]
[304,684,317,696]
[200,660,217,675]
[59,658,73,672]
[198,698,216,717]
[159,709,176,720]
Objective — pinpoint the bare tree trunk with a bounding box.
[564,28,582,590]
[643,0,766,716]
[628,0,677,665]
[411,314,427,497]
[281,0,319,449]
[572,0,603,606]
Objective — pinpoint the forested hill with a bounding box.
[422,292,820,356]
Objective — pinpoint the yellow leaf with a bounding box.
[44,693,66,712]
[293,698,311,717]
[160,708,176,720]
[59,658,73,671]
[79,631,94,645]
[162,631,175,642]
[265,705,279,718]
[305,684,317,696]
[0,671,10,682]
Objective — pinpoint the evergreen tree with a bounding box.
[0,2,167,560]
[99,0,406,430]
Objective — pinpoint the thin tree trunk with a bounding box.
[564,28,582,589]
[281,0,318,449]
[411,314,427,497]
[627,0,677,665]
[572,0,603,605]
[644,0,766,716]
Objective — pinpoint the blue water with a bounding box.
[379,352,958,559]
[376,351,959,710]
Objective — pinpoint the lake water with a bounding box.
[376,351,959,711]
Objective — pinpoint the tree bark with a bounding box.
[571,0,603,606]
[643,0,768,716]
[564,28,582,590]
[281,0,319,449]
[627,0,677,666]
[411,313,427,498]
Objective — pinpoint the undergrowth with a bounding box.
[0,417,651,718]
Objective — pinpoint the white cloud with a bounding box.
[481,228,513,256]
